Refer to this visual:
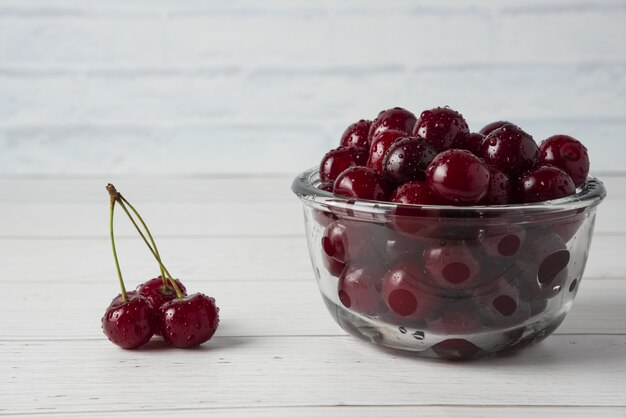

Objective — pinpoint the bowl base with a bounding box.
[322,295,568,360]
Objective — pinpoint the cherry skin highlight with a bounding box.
[137,277,188,310]
[390,181,439,205]
[382,137,438,184]
[426,149,490,205]
[333,166,391,201]
[479,120,515,136]
[367,129,407,174]
[159,293,220,348]
[480,124,539,177]
[102,291,157,349]
[517,165,576,203]
[368,107,417,140]
[412,107,469,152]
[320,146,368,182]
[538,134,589,188]
[340,119,372,149]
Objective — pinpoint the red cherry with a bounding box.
[412,107,469,151]
[367,129,407,174]
[480,124,538,177]
[473,277,530,328]
[478,225,526,259]
[333,166,391,201]
[382,137,438,184]
[455,132,485,156]
[338,261,386,316]
[479,120,515,136]
[321,220,372,264]
[382,260,441,320]
[320,146,368,182]
[517,166,576,203]
[481,165,512,205]
[426,149,490,205]
[340,119,372,148]
[516,232,570,300]
[432,338,482,360]
[159,293,220,348]
[137,277,188,310]
[423,240,481,290]
[369,107,417,140]
[390,181,439,205]
[538,134,589,187]
[102,291,156,349]
[321,251,346,277]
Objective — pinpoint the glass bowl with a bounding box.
[292,167,606,360]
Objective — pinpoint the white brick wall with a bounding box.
[0,0,625,175]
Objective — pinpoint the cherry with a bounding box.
[516,165,575,203]
[333,166,391,201]
[481,165,512,205]
[367,129,407,174]
[106,184,220,349]
[479,120,515,136]
[426,303,482,334]
[480,125,539,177]
[390,181,439,205]
[382,137,438,184]
[102,291,156,349]
[320,146,368,182]
[137,277,188,310]
[455,132,485,156]
[340,119,372,148]
[515,232,570,300]
[321,220,371,264]
[478,225,526,259]
[159,293,220,348]
[382,260,441,320]
[368,107,417,140]
[538,134,589,187]
[338,261,386,316]
[473,276,530,328]
[423,240,481,290]
[431,338,482,360]
[426,149,490,205]
[412,107,469,151]
[321,251,346,277]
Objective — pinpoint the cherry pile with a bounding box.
[313,106,591,359]
[101,184,219,349]
[320,106,589,205]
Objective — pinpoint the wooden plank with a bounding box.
[5,406,626,418]
[1,335,625,415]
[0,176,620,238]
[0,234,621,285]
[0,278,623,339]
[0,174,621,204]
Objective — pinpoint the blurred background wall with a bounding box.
[0,0,625,175]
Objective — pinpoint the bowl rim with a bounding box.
[291,167,606,219]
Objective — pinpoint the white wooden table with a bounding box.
[1,175,625,417]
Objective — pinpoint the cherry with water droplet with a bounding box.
[159,293,220,348]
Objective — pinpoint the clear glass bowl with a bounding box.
[292,167,606,360]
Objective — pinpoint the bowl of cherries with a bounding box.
[292,106,606,360]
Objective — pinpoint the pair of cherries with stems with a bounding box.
[102,184,219,349]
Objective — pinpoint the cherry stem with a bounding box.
[108,196,128,302]
[119,195,167,287]
[115,197,184,300]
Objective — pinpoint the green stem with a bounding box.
[119,195,167,287]
[109,198,128,302]
[116,199,184,300]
